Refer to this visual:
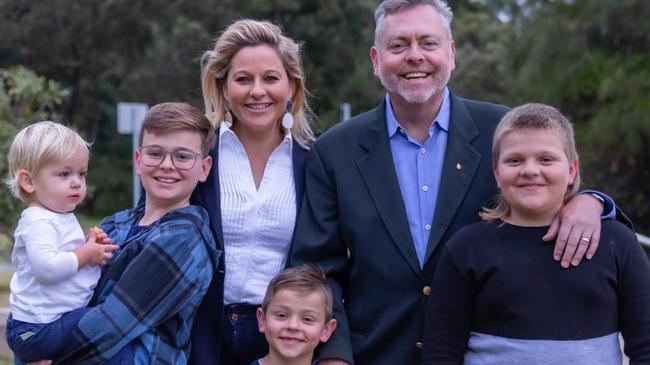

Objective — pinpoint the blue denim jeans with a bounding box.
[6,308,133,364]
[220,303,268,365]
[6,308,91,362]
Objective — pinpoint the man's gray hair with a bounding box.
[374,0,454,45]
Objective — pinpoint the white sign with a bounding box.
[117,102,148,207]
[117,102,148,134]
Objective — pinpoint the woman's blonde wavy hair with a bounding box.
[480,103,581,221]
[200,19,315,148]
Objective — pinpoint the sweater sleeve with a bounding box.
[614,222,650,363]
[422,243,473,365]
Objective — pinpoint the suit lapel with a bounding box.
[192,133,225,248]
[424,94,481,262]
[357,101,421,276]
[292,141,309,214]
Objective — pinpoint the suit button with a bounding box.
[415,341,423,349]
[422,286,432,296]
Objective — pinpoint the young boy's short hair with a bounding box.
[262,264,334,321]
[5,121,90,202]
[139,102,216,155]
[480,103,581,221]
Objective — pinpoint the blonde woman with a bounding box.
[190,19,315,365]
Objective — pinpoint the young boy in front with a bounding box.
[51,102,221,364]
[253,264,337,365]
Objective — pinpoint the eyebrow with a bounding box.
[141,145,198,153]
[230,68,284,75]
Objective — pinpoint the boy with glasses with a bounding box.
[49,102,221,364]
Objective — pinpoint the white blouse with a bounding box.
[218,124,296,305]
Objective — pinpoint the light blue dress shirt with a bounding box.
[386,89,616,269]
[386,88,451,267]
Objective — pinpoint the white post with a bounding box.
[117,102,149,207]
[340,102,351,122]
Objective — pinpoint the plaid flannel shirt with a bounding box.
[54,204,220,364]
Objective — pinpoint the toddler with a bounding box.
[4,121,117,362]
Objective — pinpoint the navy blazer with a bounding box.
[290,93,509,365]
[188,134,310,365]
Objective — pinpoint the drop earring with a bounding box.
[223,100,233,128]
[282,100,294,129]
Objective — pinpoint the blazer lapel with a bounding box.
[424,94,481,262]
[192,132,224,248]
[357,101,421,276]
[292,141,309,214]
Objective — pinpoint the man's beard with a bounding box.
[379,70,450,104]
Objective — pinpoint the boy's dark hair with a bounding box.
[262,264,334,321]
[139,102,216,155]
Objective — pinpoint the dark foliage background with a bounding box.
[1,0,648,234]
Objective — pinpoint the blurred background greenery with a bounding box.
[0,0,648,243]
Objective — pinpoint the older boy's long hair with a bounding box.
[480,103,581,221]
[262,264,334,321]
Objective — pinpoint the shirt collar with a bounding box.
[218,123,293,154]
[385,87,451,138]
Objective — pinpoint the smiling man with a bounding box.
[289,1,613,364]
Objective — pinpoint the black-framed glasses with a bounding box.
[138,145,203,170]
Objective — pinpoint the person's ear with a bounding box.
[134,148,143,176]
[320,318,337,342]
[198,155,212,183]
[568,158,579,186]
[493,162,501,188]
[17,169,36,194]
[370,46,380,77]
[449,39,456,71]
[222,83,230,104]
[256,307,267,333]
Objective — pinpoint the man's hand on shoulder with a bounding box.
[543,193,603,268]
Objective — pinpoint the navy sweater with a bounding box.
[422,220,650,365]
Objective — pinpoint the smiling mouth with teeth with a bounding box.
[279,336,304,343]
[403,72,429,79]
[247,103,272,109]
[155,177,179,183]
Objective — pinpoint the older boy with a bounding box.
[253,264,337,365]
[52,102,221,364]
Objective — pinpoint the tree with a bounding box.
[1,0,647,231]
[0,66,68,257]
[497,0,650,232]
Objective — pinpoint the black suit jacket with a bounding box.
[188,134,310,365]
[290,93,509,365]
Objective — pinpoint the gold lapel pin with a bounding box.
[456,162,462,170]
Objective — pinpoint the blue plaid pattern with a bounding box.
[54,204,220,365]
